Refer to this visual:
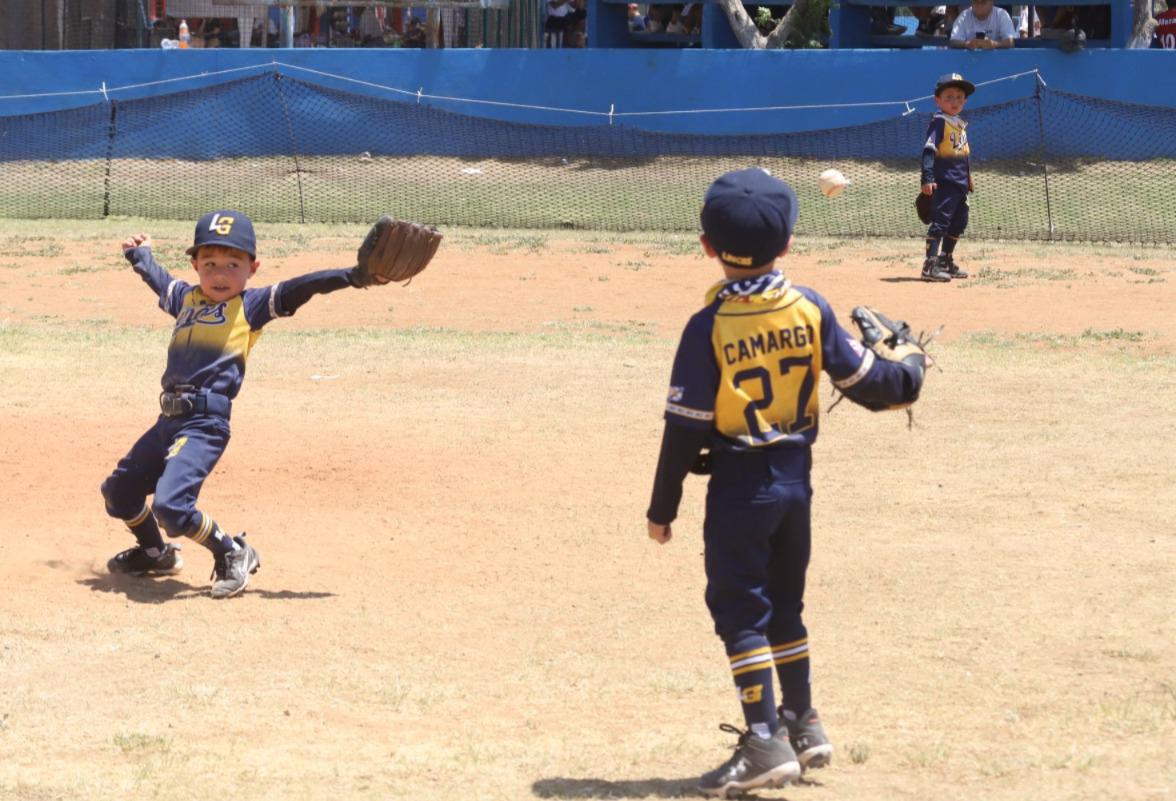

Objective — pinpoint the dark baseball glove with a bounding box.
[839,306,940,417]
[915,192,933,225]
[352,216,442,287]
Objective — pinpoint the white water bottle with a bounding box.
[178,19,190,48]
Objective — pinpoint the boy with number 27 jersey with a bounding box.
[645,168,924,798]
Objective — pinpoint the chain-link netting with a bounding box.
[1,71,1173,242]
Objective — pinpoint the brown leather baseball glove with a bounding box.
[352,217,442,287]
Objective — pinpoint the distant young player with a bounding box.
[921,72,976,282]
[102,211,440,598]
[645,168,930,797]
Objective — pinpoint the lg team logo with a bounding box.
[667,386,685,402]
[176,302,228,330]
[208,213,236,235]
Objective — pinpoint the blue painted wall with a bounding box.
[1,49,1170,134]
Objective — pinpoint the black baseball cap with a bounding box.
[935,72,975,97]
[700,168,798,269]
[186,210,257,259]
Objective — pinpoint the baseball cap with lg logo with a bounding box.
[186,210,257,259]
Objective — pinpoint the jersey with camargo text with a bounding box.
[663,272,872,452]
[923,112,971,188]
[129,247,284,397]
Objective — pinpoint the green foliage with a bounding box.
[755,0,833,47]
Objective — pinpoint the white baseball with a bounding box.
[818,168,851,198]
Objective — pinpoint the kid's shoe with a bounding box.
[921,256,951,282]
[107,543,183,576]
[698,723,801,798]
[209,534,260,599]
[781,707,834,770]
[939,254,968,279]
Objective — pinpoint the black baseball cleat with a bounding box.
[698,723,801,798]
[939,254,969,279]
[107,543,183,576]
[780,707,835,770]
[921,256,951,282]
[209,534,261,599]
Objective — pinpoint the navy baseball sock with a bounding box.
[772,638,813,716]
[725,634,780,737]
[925,236,941,258]
[124,505,166,554]
[187,514,240,557]
[943,235,959,255]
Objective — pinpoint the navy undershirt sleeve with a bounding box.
[275,268,359,316]
[646,422,711,525]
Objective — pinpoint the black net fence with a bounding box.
[1,69,1174,242]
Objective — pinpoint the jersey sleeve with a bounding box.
[923,117,944,154]
[274,268,358,316]
[663,307,720,431]
[241,285,283,330]
[799,288,922,410]
[126,246,189,317]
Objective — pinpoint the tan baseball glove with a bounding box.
[352,216,442,287]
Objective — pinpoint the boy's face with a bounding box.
[191,245,259,302]
[935,87,967,117]
[971,0,993,20]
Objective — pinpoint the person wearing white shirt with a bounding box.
[950,0,1016,48]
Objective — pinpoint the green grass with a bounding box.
[962,328,1156,350]
[3,155,1174,243]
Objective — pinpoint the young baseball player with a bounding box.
[102,210,439,598]
[645,168,927,797]
[921,72,976,282]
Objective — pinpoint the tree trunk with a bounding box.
[714,0,810,48]
[1128,0,1157,47]
[713,0,764,47]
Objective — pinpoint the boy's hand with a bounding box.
[647,520,672,544]
[122,233,152,252]
[921,182,936,196]
[968,175,975,193]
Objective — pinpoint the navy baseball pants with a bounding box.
[101,414,230,538]
[927,182,970,240]
[703,448,814,727]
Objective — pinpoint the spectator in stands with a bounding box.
[563,0,589,46]
[949,0,1016,48]
[358,5,388,46]
[645,4,675,33]
[545,0,574,46]
[628,3,647,31]
[914,5,949,37]
[403,16,427,47]
[1017,5,1040,37]
[872,8,905,35]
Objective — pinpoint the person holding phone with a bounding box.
[949,0,1015,48]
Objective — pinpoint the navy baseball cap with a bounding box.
[935,72,975,97]
[700,168,798,269]
[186,210,257,259]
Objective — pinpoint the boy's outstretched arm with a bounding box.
[274,267,362,316]
[122,233,177,299]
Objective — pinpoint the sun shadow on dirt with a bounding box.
[531,777,698,799]
[77,574,336,603]
[879,276,935,283]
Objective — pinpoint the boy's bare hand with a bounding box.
[647,521,672,544]
[122,233,152,252]
[921,183,936,196]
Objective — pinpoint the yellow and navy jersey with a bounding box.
[129,248,283,398]
[922,112,971,188]
[664,272,913,451]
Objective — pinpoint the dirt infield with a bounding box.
[0,220,1173,801]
